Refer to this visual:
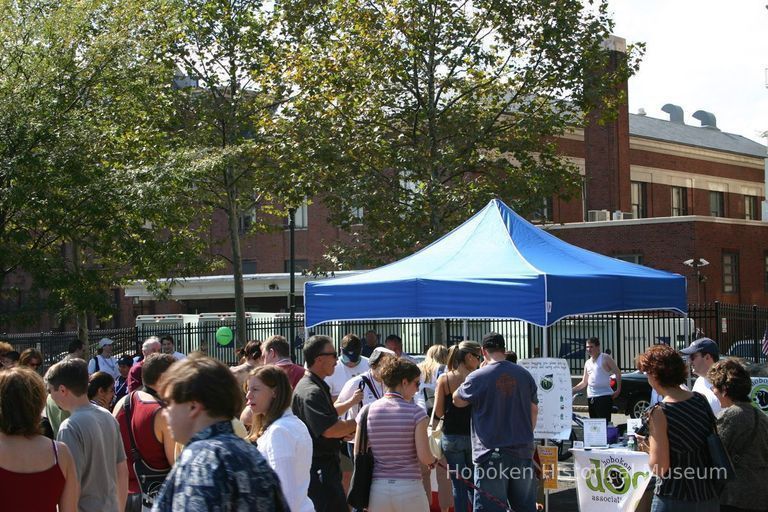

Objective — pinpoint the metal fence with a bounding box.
[4,301,767,374]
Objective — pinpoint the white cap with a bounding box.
[98,338,114,348]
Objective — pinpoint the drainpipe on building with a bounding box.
[762,151,768,221]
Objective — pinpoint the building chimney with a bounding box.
[583,35,631,216]
[692,110,720,130]
[661,103,685,124]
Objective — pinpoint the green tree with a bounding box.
[0,0,212,341]
[283,0,642,268]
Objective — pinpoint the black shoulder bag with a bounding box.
[347,404,374,509]
[124,391,172,509]
[701,395,735,494]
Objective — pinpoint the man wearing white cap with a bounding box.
[87,338,119,379]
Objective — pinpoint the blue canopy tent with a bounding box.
[305,199,687,335]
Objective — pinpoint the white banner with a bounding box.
[572,448,651,512]
[520,358,572,440]
[752,377,768,416]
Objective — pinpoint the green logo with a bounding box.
[585,458,649,495]
[750,382,768,413]
[540,374,554,391]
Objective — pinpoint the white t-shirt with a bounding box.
[256,410,314,512]
[692,375,721,415]
[170,351,186,361]
[337,370,383,420]
[325,357,369,398]
[87,355,119,379]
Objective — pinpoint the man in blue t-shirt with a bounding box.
[453,332,539,512]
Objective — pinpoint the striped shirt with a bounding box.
[654,392,718,501]
[359,394,427,480]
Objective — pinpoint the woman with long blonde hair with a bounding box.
[246,365,314,512]
[416,344,452,512]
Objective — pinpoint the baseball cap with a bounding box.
[679,337,719,358]
[99,338,115,348]
[117,355,134,367]
[482,332,505,350]
[341,336,362,364]
[369,347,396,366]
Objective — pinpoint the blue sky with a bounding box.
[609,0,767,143]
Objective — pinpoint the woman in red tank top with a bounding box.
[113,354,177,511]
[0,367,78,512]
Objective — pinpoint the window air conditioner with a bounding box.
[587,210,611,222]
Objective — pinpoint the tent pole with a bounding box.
[462,320,468,341]
[542,325,549,511]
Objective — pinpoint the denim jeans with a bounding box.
[473,450,536,512]
[442,434,473,512]
[651,495,720,512]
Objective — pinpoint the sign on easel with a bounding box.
[537,445,558,490]
[520,358,572,440]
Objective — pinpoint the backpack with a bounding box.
[91,355,100,372]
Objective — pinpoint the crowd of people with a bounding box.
[0,331,767,512]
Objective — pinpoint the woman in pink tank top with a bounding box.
[0,367,78,512]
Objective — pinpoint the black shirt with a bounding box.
[361,344,381,358]
[292,371,342,460]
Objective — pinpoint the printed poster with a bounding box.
[751,377,768,416]
[572,448,651,512]
[520,358,572,440]
[537,445,558,490]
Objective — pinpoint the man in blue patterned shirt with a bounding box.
[152,356,288,512]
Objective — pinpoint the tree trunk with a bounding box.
[225,169,247,349]
[71,241,90,355]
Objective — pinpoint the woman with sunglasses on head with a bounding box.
[432,341,482,512]
[246,365,314,512]
[360,357,436,512]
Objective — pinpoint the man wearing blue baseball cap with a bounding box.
[680,337,721,414]
[324,333,369,401]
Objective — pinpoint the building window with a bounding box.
[709,191,725,217]
[615,254,643,265]
[242,259,257,274]
[671,187,688,216]
[532,197,553,223]
[284,259,309,273]
[745,195,758,220]
[722,252,739,293]
[630,182,647,219]
[239,209,256,235]
[350,206,364,225]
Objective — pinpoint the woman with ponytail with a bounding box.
[433,341,482,512]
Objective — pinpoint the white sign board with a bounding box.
[583,419,608,448]
[520,358,572,440]
[572,448,651,512]
[751,377,768,416]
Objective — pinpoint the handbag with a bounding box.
[124,391,172,508]
[704,404,735,495]
[427,395,444,459]
[347,405,374,509]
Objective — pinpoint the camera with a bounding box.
[635,415,650,437]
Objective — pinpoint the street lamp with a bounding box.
[288,207,296,361]
[683,258,709,303]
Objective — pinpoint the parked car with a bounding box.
[726,340,768,362]
[612,371,652,419]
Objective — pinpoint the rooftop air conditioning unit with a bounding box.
[587,210,611,222]
[612,211,635,220]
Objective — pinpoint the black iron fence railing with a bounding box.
[4,301,767,374]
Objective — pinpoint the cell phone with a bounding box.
[358,380,365,391]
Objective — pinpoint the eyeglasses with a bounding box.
[28,362,41,368]
[470,352,483,361]
[317,351,339,359]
